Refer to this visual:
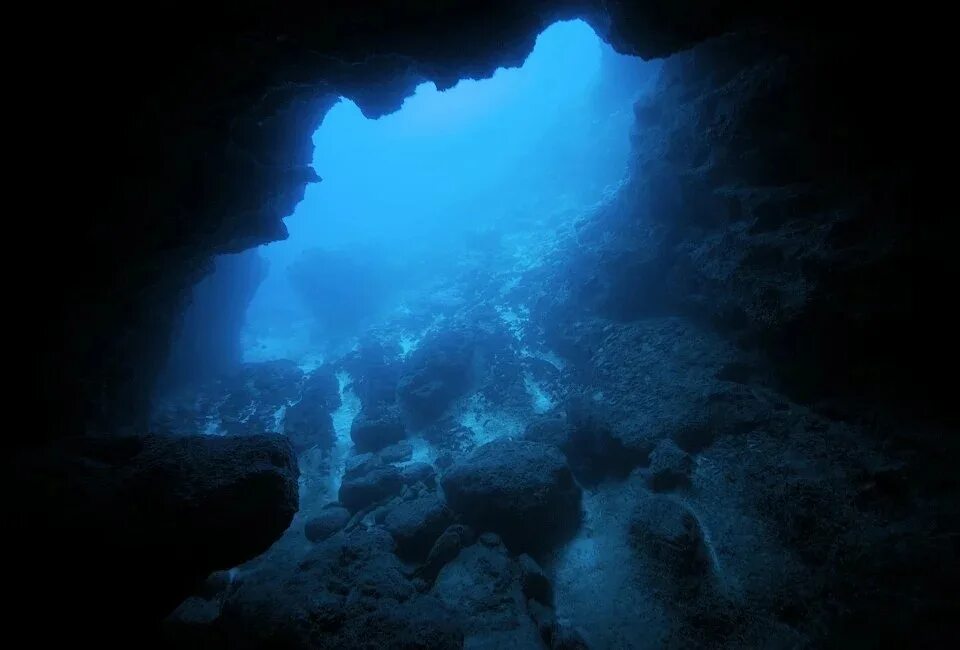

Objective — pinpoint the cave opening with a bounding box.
[155,19,660,451]
[18,4,952,647]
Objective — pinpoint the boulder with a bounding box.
[431,541,546,649]
[13,433,298,632]
[343,452,382,480]
[221,527,462,648]
[442,439,582,552]
[350,406,406,452]
[304,505,351,542]
[629,494,716,591]
[379,441,413,464]
[338,465,403,512]
[384,493,455,560]
[643,439,693,491]
[401,462,437,487]
[417,524,476,584]
[397,329,476,425]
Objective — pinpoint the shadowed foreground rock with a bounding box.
[13,433,299,639]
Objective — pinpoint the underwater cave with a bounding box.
[14,3,956,649]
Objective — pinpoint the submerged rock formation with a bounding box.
[17,1,954,647]
[13,434,298,639]
[442,439,583,553]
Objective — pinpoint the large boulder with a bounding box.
[350,406,406,452]
[13,433,299,635]
[442,439,582,552]
[384,493,455,560]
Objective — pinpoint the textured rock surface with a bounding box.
[350,406,406,452]
[338,464,403,512]
[431,541,547,649]
[220,527,462,649]
[304,505,352,543]
[13,434,298,638]
[442,439,582,552]
[383,493,455,560]
[379,440,413,464]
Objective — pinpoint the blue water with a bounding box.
[240,20,659,364]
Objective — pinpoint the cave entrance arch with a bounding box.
[157,19,658,417]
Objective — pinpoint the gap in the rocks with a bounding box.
[156,17,658,512]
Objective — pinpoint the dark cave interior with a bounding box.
[13,2,956,648]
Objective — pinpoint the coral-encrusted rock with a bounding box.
[350,406,406,452]
[14,433,298,630]
[384,493,455,560]
[442,439,582,552]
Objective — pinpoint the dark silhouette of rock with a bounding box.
[442,439,582,552]
[13,433,298,637]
